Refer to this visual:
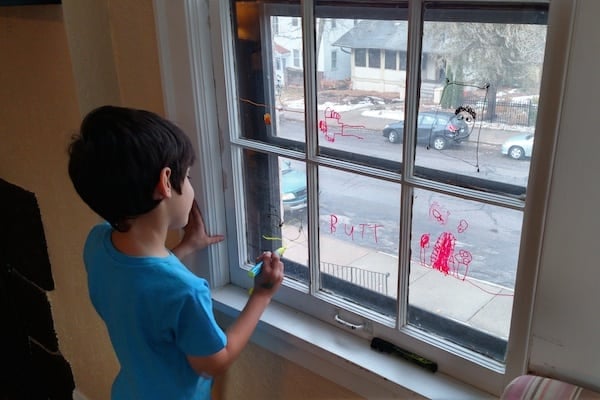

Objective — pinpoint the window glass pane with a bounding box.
[408,188,521,361]
[316,4,408,165]
[242,149,309,285]
[413,6,547,194]
[318,165,400,317]
[232,2,305,146]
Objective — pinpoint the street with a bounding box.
[278,118,530,289]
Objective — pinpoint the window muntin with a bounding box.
[226,0,548,385]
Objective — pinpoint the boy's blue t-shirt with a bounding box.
[83,223,227,399]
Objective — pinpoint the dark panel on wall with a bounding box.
[0,178,74,399]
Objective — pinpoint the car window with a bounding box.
[436,115,450,127]
[420,115,436,127]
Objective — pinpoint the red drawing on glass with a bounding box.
[454,249,473,281]
[426,202,468,278]
[457,219,469,233]
[329,214,383,243]
[418,202,513,297]
[429,202,450,225]
[318,107,365,143]
[419,233,430,266]
[430,231,456,275]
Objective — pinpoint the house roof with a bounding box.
[274,42,291,55]
[332,20,436,53]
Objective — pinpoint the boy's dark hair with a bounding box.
[68,105,195,232]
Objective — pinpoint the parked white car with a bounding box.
[501,133,534,160]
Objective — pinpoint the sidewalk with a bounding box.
[282,224,513,340]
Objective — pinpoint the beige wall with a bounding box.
[0,3,362,399]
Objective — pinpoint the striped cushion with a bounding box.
[502,375,583,400]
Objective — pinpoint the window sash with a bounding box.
[213,0,549,393]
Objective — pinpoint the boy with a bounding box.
[68,105,284,399]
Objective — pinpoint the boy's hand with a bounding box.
[252,251,284,296]
[172,200,225,259]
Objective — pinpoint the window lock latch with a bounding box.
[334,313,365,330]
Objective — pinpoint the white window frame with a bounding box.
[153,0,572,396]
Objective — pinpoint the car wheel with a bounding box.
[508,146,525,160]
[432,136,447,150]
[388,129,401,143]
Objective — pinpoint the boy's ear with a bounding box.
[154,167,172,200]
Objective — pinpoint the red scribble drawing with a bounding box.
[430,231,456,275]
[318,107,365,143]
[454,249,472,281]
[429,201,450,225]
[457,219,469,233]
[329,214,383,243]
[417,202,514,297]
[419,233,430,265]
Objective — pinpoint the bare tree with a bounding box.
[426,22,547,91]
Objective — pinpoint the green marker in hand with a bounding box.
[248,246,286,294]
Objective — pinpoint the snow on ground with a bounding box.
[285,99,534,133]
[362,109,404,121]
[286,99,372,113]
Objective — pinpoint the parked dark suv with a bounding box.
[382,111,470,150]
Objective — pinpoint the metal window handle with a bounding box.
[334,313,365,330]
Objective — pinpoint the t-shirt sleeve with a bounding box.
[174,281,227,357]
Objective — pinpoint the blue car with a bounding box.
[280,161,307,212]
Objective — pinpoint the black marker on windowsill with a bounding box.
[370,337,438,373]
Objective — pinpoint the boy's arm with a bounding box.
[186,251,284,377]
[172,200,224,259]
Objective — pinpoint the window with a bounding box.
[385,50,397,70]
[399,50,407,70]
[206,0,548,394]
[354,48,366,67]
[368,48,381,68]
